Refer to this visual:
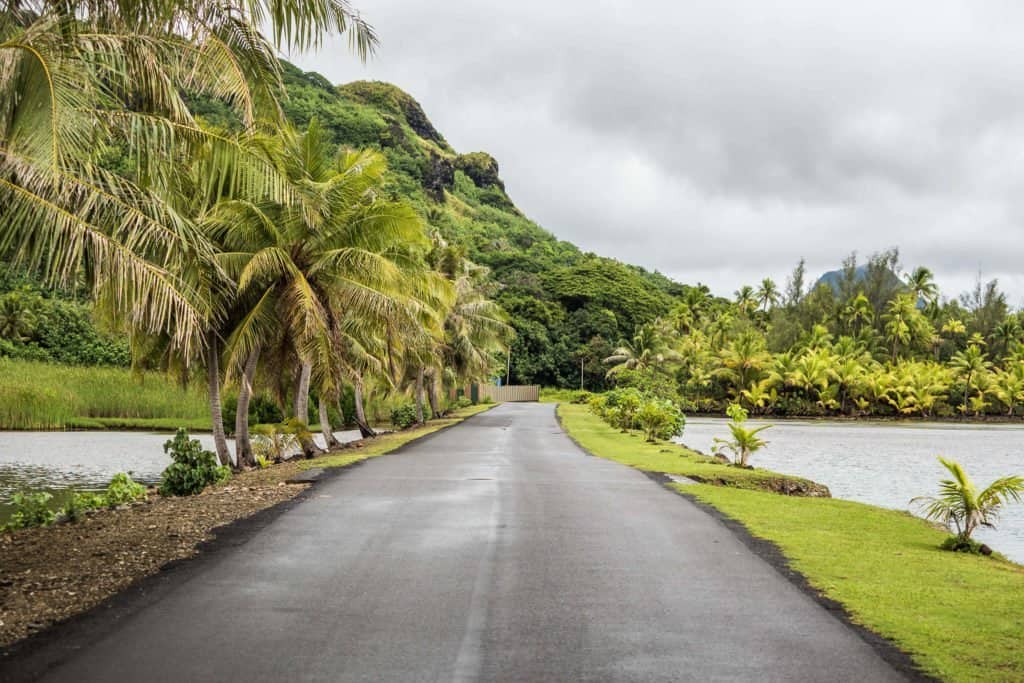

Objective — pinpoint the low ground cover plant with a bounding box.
[2,472,149,531]
[390,402,418,429]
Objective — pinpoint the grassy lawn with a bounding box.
[557,402,1024,682]
[301,403,495,470]
[557,404,826,494]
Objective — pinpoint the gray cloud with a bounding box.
[293,0,1024,307]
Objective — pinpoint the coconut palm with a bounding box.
[756,278,780,313]
[213,125,429,460]
[0,0,377,356]
[904,266,939,304]
[950,344,992,416]
[912,457,1024,545]
[713,404,771,467]
[734,285,757,316]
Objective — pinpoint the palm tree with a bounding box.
[734,285,757,316]
[904,266,939,304]
[756,278,780,313]
[713,404,771,467]
[715,332,771,398]
[950,344,992,416]
[842,293,874,337]
[912,457,1024,546]
[213,126,429,460]
[1,0,377,357]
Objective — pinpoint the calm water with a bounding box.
[678,418,1024,564]
[0,430,360,519]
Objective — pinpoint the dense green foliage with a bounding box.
[0,266,129,366]
[601,250,1024,418]
[390,402,418,429]
[159,430,231,496]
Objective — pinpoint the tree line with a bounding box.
[603,249,1024,419]
[0,1,511,466]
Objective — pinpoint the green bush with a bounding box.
[636,398,686,442]
[3,491,56,531]
[453,396,473,409]
[571,390,593,404]
[159,429,231,496]
[104,472,147,506]
[390,402,418,429]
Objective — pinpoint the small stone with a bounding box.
[980,544,993,556]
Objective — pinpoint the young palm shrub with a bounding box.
[713,404,772,468]
[911,457,1024,553]
[251,421,306,463]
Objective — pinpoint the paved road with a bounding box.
[10,403,904,681]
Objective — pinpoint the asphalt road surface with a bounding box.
[8,403,906,682]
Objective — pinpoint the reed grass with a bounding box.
[0,359,209,430]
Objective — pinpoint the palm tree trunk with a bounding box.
[234,347,260,469]
[205,335,232,467]
[318,397,341,449]
[415,367,426,424]
[353,379,376,438]
[426,369,441,419]
[294,361,322,457]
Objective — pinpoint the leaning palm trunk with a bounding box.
[205,335,232,466]
[426,369,441,419]
[353,380,376,438]
[415,367,426,424]
[294,361,322,457]
[234,348,260,469]
[318,398,341,449]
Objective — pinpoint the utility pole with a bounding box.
[580,357,584,391]
[506,346,511,386]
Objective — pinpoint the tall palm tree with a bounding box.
[912,457,1024,545]
[756,278,780,313]
[950,344,992,417]
[1,0,377,357]
[213,125,428,460]
[904,266,939,304]
[734,285,757,316]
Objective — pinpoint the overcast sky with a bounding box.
[292,0,1024,307]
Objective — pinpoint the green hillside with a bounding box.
[274,62,695,388]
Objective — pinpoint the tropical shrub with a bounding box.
[713,404,772,467]
[452,396,473,409]
[159,429,230,497]
[2,492,56,531]
[252,422,302,463]
[104,472,147,506]
[390,403,418,429]
[635,398,685,442]
[912,457,1024,550]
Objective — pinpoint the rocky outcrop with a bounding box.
[423,151,455,202]
[455,152,505,190]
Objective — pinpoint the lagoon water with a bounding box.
[0,430,360,519]
[678,418,1024,564]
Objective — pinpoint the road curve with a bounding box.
[7,403,904,682]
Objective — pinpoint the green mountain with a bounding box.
[273,62,695,388]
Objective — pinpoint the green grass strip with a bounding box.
[300,404,495,471]
[557,403,1024,682]
[557,404,823,493]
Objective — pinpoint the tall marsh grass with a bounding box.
[0,359,209,429]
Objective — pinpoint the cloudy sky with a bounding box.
[293,0,1024,307]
